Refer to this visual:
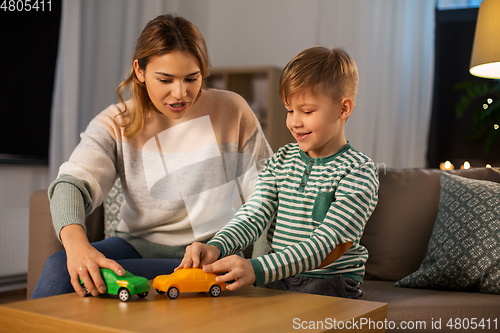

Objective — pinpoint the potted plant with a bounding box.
[454,79,500,154]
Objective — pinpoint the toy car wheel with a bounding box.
[167,287,179,299]
[118,288,130,302]
[155,289,165,295]
[80,283,91,296]
[137,291,148,298]
[209,285,222,297]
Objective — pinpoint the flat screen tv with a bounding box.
[0,1,61,164]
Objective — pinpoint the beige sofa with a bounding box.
[359,167,500,333]
[28,168,500,332]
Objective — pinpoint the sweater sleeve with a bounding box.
[48,106,120,241]
[233,124,273,205]
[242,122,273,174]
[54,110,119,212]
[249,161,379,286]
[48,175,93,241]
[226,91,273,205]
[207,150,280,257]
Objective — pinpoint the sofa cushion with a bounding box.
[361,167,500,282]
[104,178,124,238]
[394,173,500,294]
[362,280,500,333]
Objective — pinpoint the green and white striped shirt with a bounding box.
[207,143,379,286]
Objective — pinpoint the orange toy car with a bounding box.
[153,268,226,299]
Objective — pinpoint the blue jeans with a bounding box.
[31,237,182,299]
[261,275,363,298]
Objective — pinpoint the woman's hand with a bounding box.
[176,242,221,270]
[203,255,256,291]
[60,224,125,297]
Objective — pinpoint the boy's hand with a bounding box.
[203,255,256,291]
[176,242,221,270]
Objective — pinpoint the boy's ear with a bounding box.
[340,98,354,120]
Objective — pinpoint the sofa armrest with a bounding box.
[27,190,105,299]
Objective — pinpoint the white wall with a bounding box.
[0,165,50,278]
[204,0,319,68]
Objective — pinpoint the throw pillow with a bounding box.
[394,172,500,294]
[104,178,124,238]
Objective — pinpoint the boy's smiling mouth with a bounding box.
[295,132,312,140]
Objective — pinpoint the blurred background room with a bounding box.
[1,0,498,299]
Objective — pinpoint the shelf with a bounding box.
[206,66,294,152]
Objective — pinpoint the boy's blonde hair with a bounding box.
[279,47,359,106]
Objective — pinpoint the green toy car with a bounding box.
[80,268,150,302]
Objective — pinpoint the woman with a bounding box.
[32,14,272,299]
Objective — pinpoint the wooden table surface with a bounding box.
[0,286,387,333]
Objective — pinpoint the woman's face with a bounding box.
[134,51,203,119]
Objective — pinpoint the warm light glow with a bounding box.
[462,161,471,170]
[494,124,499,130]
[486,164,492,168]
[440,161,455,170]
[483,104,489,109]
[470,63,500,79]
[487,98,493,104]
[469,0,500,79]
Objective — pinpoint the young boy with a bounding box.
[178,47,379,298]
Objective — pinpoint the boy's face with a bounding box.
[285,88,352,158]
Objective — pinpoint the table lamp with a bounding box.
[469,0,500,79]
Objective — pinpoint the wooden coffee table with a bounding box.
[0,286,387,332]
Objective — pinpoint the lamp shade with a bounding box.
[469,0,500,79]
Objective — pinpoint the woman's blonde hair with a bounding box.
[279,47,358,106]
[116,14,210,138]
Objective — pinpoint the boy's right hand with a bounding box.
[176,242,221,271]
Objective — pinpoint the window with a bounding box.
[437,0,483,10]
[427,3,500,168]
